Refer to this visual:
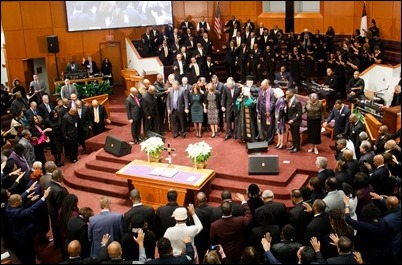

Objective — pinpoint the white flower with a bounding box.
[140,137,164,156]
[185,141,212,163]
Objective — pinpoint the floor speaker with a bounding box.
[146,131,165,142]
[104,135,132,157]
[47,35,59,53]
[248,155,279,174]
[246,141,268,154]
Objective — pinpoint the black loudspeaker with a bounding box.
[246,141,268,154]
[104,135,132,157]
[146,131,165,142]
[47,35,59,53]
[248,155,279,174]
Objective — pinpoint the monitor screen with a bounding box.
[65,1,173,32]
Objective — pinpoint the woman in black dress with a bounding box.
[101,58,113,86]
[304,93,325,155]
[45,110,64,166]
[189,84,204,138]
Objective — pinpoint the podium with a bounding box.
[121,69,142,96]
[116,160,215,208]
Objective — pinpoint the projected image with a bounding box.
[65,1,173,32]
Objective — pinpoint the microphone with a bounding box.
[125,60,132,69]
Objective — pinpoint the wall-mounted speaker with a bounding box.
[47,35,59,53]
[104,135,132,157]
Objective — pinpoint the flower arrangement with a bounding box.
[140,137,164,157]
[185,141,212,164]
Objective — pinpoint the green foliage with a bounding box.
[54,80,112,99]
[352,107,365,125]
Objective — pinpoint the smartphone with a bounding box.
[209,245,220,251]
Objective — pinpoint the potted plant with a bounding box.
[186,141,212,169]
[140,136,164,162]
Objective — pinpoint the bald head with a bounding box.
[129,189,141,202]
[67,240,81,257]
[342,149,354,161]
[196,191,207,205]
[107,241,123,258]
[386,196,399,210]
[373,154,384,167]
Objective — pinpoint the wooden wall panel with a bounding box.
[20,1,52,29]
[184,2,208,20]
[371,1,394,19]
[53,28,84,56]
[294,16,324,34]
[393,2,401,20]
[1,2,23,30]
[50,1,67,29]
[231,1,259,17]
[7,59,25,84]
[258,14,286,32]
[24,28,54,57]
[82,31,108,53]
[172,1,185,26]
[324,17,354,35]
[324,1,354,17]
[4,31,27,60]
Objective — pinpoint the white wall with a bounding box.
[361,64,401,106]
[125,38,164,81]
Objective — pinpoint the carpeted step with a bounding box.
[217,170,297,187]
[74,166,127,187]
[86,159,128,173]
[95,149,138,164]
[210,173,310,200]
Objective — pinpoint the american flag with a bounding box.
[214,2,222,39]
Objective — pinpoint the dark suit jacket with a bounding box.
[38,102,54,121]
[123,205,156,233]
[141,91,158,120]
[66,215,91,258]
[155,202,179,238]
[326,253,357,264]
[88,105,108,131]
[304,212,331,245]
[317,169,335,187]
[82,60,99,74]
[275,71,294,86]
[173,60,187,82]
[125,95,142,122]
[254,201,288,228]
[369,165,394,195]
[77,105,91,134]
[210,201,245,223]
[286,97,303,126]
[325,105,351,137]
[221,85,241,114]
[193,204,214,258]
[62,112,78,141]
[347,120,365,151]
[24,108,39,120]
[288,202,314,244]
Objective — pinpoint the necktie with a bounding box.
[231,88,234,98]
[94,107,99,123]
[164,46,168,57]
[194,64,200,76]
[134,96,140,106]
[46,104,51,113]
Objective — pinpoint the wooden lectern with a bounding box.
[121,69,142,96]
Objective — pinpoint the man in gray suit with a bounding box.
[18,129,36,168]
[221,77,241,140]
[60,79,77,100]
[29,74,47,101]
[166,81,189,138]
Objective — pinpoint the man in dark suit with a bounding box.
[211,75,225,133]
[255,190,288,229]
[38,94,54,121]
[366,154,394,196]
[193,191,214,259]
[6,186,51,264]
[155,190,179,239]
[158,39,172,66]
[125,87,142,144]
[123,189,156,233]
[187,57,202,85]
[243,18,255,33]
[275,65,294,89]
[269,24,284,41]
[66,207,94,258]
[24,101,39,120]
[141,86,160,138]
[346,113,365,158]
[89,99,111,136]
[179,16,194,31]
[75,99,91,154]
[303,199,331,248]
[285,88,303,153]
[141,27,153,57]
[221,77,241,140]
[173,53,187,83]
[288,189,314,244]
[166,81,189,138]
[62,107,79,163]
[47,169,70,250]
[238,42,251,84]
[316,156,335,187]
[210,193,252,264]
[322,99,350,138]
[224,16,241,39]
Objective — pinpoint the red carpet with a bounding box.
[63,88,337,209]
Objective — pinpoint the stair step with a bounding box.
[210,173,310,200]
[86,159,127,173]
[95,149,137,164]
[74,165,127,187]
